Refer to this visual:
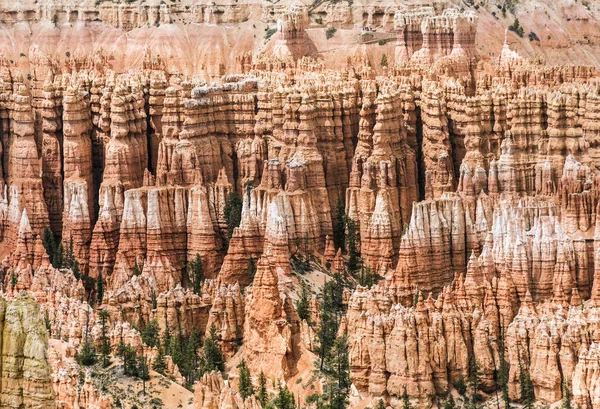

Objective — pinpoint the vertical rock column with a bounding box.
[62,84,93,271]
[7,83,49,240]
[40,77,63,236]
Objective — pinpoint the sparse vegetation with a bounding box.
[141,320,161,348]
[187,253,204,294]
[509,18,524,37]
[326,27,337,40]
[295,285,311,323]
[224,191,243,245]
[380,53,388,67]
[237,359,254,399]
[265,28,278,40]
[528,31,540,42]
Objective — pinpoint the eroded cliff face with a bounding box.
[3,1,600,409]
[0,292,55,409]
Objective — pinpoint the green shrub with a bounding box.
[326,27,337,39]
[265,28,277,40]
[508,18,524,37]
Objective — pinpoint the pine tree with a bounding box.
[518,356,535,409]
[332,199,346,251]
[498,327,510,409]
[76,341,98,366]
[443,396,456,409]
[181,330,202,385]
[258,370,268,406]
[402,387,413,409]
[274,384,295,409]
[467,357,482,409]
[377,399,386,409]
[42,227,58,267]
[295,285,311,323]
[122,344,139,377]
[247,256,257,282]
[168,333,183,373]
[141,320,161,348]
[188,253,204,294]
[97,271,104,305]
[316,274,346,371]
[151,290,157,310]
[137,354,150,394]
[380,54,388,67]
[322,336,350,409]
[346,217,360,272]
[238,359,254,400]
[562,380,573,409]
[99,310,111,367]
[55,243,64,269]
[153,344,167,374]
[224,191,243,242]
[203,324,225,372]
[133,260,141,276]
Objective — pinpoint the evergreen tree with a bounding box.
[258,370,268,407]
[162,325,171,352]
[455,376,467,396]
[380,54,388,67]
[99,310,111,367]
[316,274,346,371]
[54,243,64,270]
[97,271,104,305]
[181,330,202,385]
[141,320,161,348]
[322,336,350,409]
[274,384,295,409]
[168,333,184,372]
[466,357,482,408]
[153,344,167,374]
[132,260,141,276]
[224,191,243,242]
[358,265,381,288]
[443,396,455,409]
[509,18,524,37]
[42,227,58,267]
[498,327,510,409]
[188,253,204,294]
[238,359,254,400]
[122,344,139,377]
[247,256,257,282]
[332,199,346,251]
[402,388,412,409]
[377,399,386,409]
[76,341,98,366]
[151,290,157,310]
[295,285,311,323]
[346,218,360,272]
[562,380,573,409]
[203,324,225,372]
[138,354,150,394]
[518,356,535,409]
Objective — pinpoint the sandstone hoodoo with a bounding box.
[2,0,600,408]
